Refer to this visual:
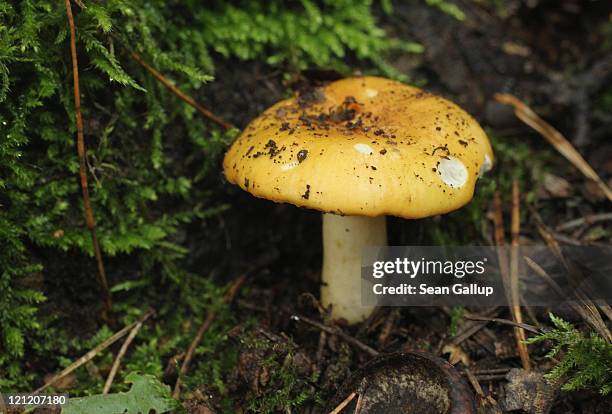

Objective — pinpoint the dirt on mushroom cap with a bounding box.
[223,76,494,218]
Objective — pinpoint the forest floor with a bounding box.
[24,1,612,413]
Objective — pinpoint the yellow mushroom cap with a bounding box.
[223,76,493,218]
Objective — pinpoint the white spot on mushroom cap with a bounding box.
[438,156,468,188]
[365,88,378,98]
[479,154,492,176]
[354,143,374,155]
[280,161,299,171]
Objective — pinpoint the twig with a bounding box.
[172,275,246,398]
[65,0,112,321]
[315,329,327,375]
[127,49,234,131]
[354,392,364,414]
[475,374,508,381]
[510,182,530,370]
[524,256,612,339]
[34,310,154,394]
[492,191,514,313]
[470,368,511,375]
[463,315,540,334]
[523,257,567,300]
[555,213,612,232]
[464,368,484,397]
[495,93,612,201]
[289,312,379,357]
[377,308,398,348]
[530,211,612,342]
[103,316,147,393]
[492,190,532,366]
[329,392,356,414]
[450,307,500,346]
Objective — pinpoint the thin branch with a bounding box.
[315,329,327,376]
[103,316,147,393]
[449,307,500,346]
[127,49,234,131]
[288,311,379,357]
[354,392,364,414]
[555,213,612,232]
[376,308,398,348]
[463,368,484,397]
[463,315,540,334]
[65,0,112,320]
[495,93,612,201]
[524,255,612,340]
[328,392,356,414]
[492,192,512,307]
[172,275,247,398]
[34,309,154,394]
[510,181,530,370]
[530,210,612,342]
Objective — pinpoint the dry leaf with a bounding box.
[495,93,612,202]
[537,173,572,199]
[442,344,471,366]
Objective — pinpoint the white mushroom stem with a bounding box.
[321,214,387,323]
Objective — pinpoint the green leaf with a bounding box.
[61,373,180,414]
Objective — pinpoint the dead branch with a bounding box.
[65,0,112,320]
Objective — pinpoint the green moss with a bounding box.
[527,314,612,396]
[0,0,401,391]
[242,332,323,413]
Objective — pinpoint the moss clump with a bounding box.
[0,0,400,390]
[527,314,612,396]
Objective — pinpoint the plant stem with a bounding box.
[65,0,112,321]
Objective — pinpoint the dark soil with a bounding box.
[33,1,612,413]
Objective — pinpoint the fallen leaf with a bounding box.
[442,344,471,366]
[537,173,572,199]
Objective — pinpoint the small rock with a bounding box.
[501,368,557,413]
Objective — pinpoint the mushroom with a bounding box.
[223,77,493,323]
